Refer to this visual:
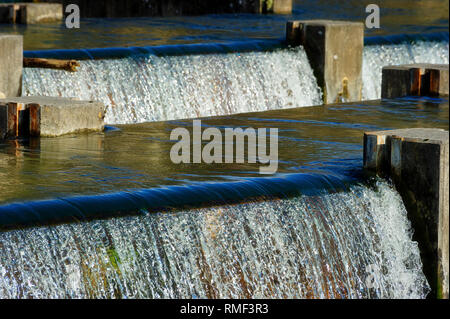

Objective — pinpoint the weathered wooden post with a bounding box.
[28,104,41,137]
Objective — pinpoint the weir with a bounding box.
[18,23,448,124]
[23,45,323,124]
[0,97,447,298]
[0,179,430,299]
[32,0,292,17]
[0,12,449,300]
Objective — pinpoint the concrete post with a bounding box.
[0,3,62,24]
[0,34,23,98]
[364,128,449,299]
[1,97,105,138]
[0,4,20,23]
[382,64,449,98]
[286,20,364,104]
[261,0,292,14]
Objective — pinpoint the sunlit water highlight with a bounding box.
[0,180,429,299]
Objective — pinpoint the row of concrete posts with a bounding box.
[1,1,292,22]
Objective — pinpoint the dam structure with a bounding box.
[0,0,449,300]
[22,39,449,124]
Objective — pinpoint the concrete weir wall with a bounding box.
[382,64,449,98]
[364,128,449,299]
[286,20,364,104]
[36,0,292,17]
[0,34,23,99]
[0,97,105,138]
[0,3,62,24]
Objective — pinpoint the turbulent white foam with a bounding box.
[0,180,429,299]
[362,41,449,100]
[23,48,322,125]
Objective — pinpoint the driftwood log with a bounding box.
[23,58,80,72]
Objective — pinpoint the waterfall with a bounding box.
[9,38,445,299]
[362,40,449,100]
[23,47,322,125]
[0,180,429,299]
[22,39,449,125]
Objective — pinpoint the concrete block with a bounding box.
[0,3,62,24]
[261,0,292,14]
[0,34,23,98]
[0,4,20,23]
[272,0,292,14]
[364,128,449,299]
[0,97,105,138]
[20,3,63,24]
[286,20,364,104]
[382,64,449,98]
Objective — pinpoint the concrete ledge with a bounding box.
[0,97,105,138]
[364,128,449,299]
[0,3,62,24]
[382,64,449,98]
[286,20,364,104]
[0,34,23,98]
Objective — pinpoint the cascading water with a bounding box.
[0,180,429,299]
[362,40,449,100]
[23,47,322,124]
[13,37,447,299]
[22,40,449,124]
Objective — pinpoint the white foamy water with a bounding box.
[23,41,448,124]
[362,41,449,100]
[23,47,322,125]
[0,181,429,299]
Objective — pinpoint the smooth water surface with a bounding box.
[0,97,447,205]
[1,0,448,50]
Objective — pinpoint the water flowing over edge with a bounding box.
[22,40,449,125]
[23,47,322,124]
[362,40,449,100]
[14,39,445,298]
[0,179,429,299]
